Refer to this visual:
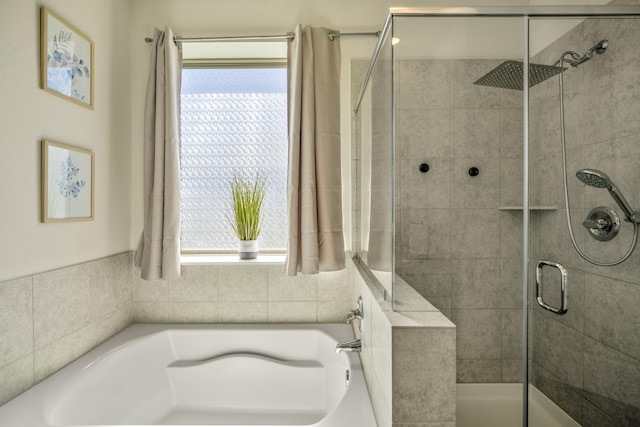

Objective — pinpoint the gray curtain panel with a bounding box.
[135,27,182,280]
[285,25,345,276]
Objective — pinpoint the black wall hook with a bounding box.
[468,167,480,177]
[419,163,430,173]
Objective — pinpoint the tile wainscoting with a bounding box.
[0,253,132,405]
[133,261,353,324]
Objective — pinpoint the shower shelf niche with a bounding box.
[498,206,558,211]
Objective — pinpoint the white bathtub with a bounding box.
[0,324,377,427]
[457,384,580,427]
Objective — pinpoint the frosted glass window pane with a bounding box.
[180,68,288,250]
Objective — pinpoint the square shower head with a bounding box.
[473,60,566,91]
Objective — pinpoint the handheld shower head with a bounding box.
[576,169,609,188]
[577,168,638,222]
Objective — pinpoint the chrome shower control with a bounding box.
[583,206,620,241]
[345,296,364,333]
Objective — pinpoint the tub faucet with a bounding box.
[335,338,361,353]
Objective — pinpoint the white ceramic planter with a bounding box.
[238,240,258,259]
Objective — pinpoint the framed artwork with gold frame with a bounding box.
[40,7,94,109]
[42,140,95,223]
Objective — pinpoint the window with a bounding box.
[180,66,288,251]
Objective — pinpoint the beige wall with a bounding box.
[0,0,132,283]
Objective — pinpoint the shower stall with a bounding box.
[353,6,640,426]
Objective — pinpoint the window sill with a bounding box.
[180,253,286,265]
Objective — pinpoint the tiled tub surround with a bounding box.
[528,16,640,426]
[132,261,354,324]
[352,260,457,427]
[0,253,133,406]
[0,253,355,406]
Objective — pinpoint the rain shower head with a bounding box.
[577,168,638,223]
[475,40,608,91]
[473,61,566,91]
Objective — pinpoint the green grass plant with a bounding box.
[227,175,266,241]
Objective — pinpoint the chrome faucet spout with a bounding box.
[335,339,361,353]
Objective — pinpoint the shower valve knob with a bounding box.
[583,218,608,230]
[582,206,621,241]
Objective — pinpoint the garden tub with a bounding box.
[0,323,376,426]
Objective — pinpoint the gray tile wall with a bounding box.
[0,253,133,405]
[132,263,353,324]
[392,57,524,384]
[529,16,640,426]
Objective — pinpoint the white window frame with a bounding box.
[179,58,288,255]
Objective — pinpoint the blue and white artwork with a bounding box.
[57,154,86,200]
[47,68,73,97]
[42,8,93,107]
[44,141,93,221]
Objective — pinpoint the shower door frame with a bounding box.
[357,5,640,427]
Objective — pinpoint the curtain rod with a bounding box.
[144,31,380,44]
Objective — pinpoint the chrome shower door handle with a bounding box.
[536,260,568,315]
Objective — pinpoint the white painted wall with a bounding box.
[0,0,132,282]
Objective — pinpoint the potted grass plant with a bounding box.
[227,175,266,259]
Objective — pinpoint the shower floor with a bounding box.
[457,384,580,427]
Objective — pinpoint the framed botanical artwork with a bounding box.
[40,7,94,109]
[42,140,95,223]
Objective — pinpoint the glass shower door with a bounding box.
[391,13,529,425]
[527,15,640,427]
